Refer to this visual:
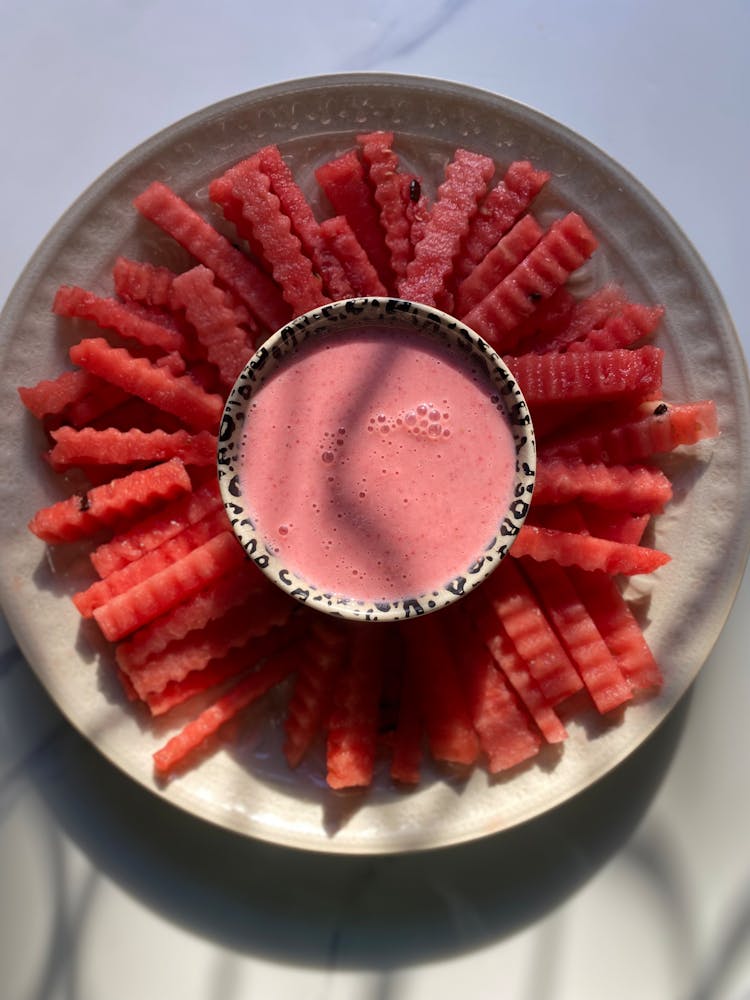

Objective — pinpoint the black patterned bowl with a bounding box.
[217,297,536,622]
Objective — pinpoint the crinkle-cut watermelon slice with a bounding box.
[533,457,672,513]
[404,174,430,251]
[253,144,353,301]
[512,523,670,575]
[326,624,385,789]
[53,285,187,356]
[567,302,664,353]
[113,257,176,308]
[133,181,289,333]
[69,337,224,433]
[357,130,414,286]
[146,625,294,717]
[482,559,584,704]
[463,213,598,352]
[578,504,651,546]
[522,284,628,354]
[126,587,292,699]
[170,266,252,388]
[93,530,246,642]
[569,567,663,692]
[528,502,652,547]
[18,369,101,420]
[48,427,216,470]
[315,150,394,289]
[398,148,495,307]
[152,643,300,777]
[248,146,350,298]
[283,619,348,769]
[223,159,328,317]
[73,507,229,618]
[90,477,221,577]
[319,215,387,296]
[453,160,551,286]
[389,654,424,785]
[28,457,191,544]
[519,557,633,714]
[540,400,719,465]
[507,346,663,407]
[447,606,542,772]
[401,614,480,766]
[115,561,267,672]
[234,145,352,299]
[468,590,567,743]
[505,286,577,357]
[455,214,544,317]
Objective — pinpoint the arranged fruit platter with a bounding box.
[0,75,747,854]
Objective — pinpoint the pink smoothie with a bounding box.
[240,326,517,602]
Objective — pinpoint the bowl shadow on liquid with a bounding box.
[27,665,692,972]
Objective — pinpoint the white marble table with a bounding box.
[1,3,749,997]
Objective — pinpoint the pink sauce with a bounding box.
[240,326,517,602]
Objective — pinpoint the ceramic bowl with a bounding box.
[217,296,536,622]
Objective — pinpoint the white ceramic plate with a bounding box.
[1,74,748,854]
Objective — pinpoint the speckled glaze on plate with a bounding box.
[218,297,536,623]
[0,74,747,854]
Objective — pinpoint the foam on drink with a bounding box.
[239,326,517,603]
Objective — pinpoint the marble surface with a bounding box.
[1,2,749,997]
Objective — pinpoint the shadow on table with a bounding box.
[23,670,692,972]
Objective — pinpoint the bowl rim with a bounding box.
[217,296,537,623]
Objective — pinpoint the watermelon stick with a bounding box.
[398,148,495,308]
[452,159,551,285]
[326,623,385,789]
[170,265,253,389]
[540,400,719,465]
[533,457,673,513]
[357,130,414,287]
[69,338,224,433]
[511,524,670,576]
[256,144,354,301]
[53,285,187,355]
[226,159,329,317]
[454,213,544,318]
[316,150,394,289]
[482,559,584,704]
[468,590,567,744]
[462,212,598,352]
[447,606,542,771]
[92,531,246,642]
[48,427,217,470]
[519,557,633,714]
[400,614,480,766]
[28,457,191,544]
[506,346,663,407]
[73,507,229,618]
[115,562,269,673]
[283,619,348,769]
